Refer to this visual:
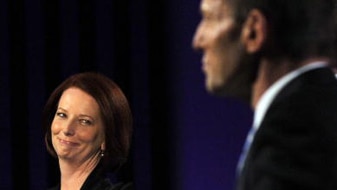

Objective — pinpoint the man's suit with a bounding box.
[237,67,337,190]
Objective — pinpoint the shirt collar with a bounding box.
[253,61,328,129]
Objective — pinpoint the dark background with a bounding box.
[0,0,253,189]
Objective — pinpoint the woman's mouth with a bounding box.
[58,138,79,147]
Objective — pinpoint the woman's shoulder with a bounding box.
[108,181,133,190]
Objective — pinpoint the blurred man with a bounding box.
[193,0,337,189]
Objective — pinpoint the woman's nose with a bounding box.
[62,121,75,136]
[63,130,74,136]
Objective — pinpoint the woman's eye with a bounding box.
[56,112,66,118]
[80,119,92,126]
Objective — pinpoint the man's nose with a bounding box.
[192,24,204,51]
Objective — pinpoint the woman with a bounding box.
[42,72,133,190]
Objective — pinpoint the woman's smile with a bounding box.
[57,137,79,147]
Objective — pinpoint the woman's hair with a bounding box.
[42,72,133,172]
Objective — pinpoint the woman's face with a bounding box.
[51,87,105,163]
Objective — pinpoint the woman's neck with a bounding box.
[58,154,100,190]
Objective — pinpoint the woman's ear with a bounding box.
[241,9,267,53]
[101,142,105,151]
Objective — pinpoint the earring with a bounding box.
[100,150,105,157]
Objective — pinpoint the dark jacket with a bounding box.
[236,67,337,190]
[48,164,133,190]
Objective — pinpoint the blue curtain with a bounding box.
[0,0,253,190]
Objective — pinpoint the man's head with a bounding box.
[193,0,336,101]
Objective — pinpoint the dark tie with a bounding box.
[237,125,257,174]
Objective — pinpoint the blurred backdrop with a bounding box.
[0,0,253,190]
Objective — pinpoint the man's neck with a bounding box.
[251,57,329,108]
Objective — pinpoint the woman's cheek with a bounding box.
[51,119,62,134]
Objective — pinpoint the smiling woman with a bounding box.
[42,72,133,190]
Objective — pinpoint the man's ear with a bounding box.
[241,9,267,53]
